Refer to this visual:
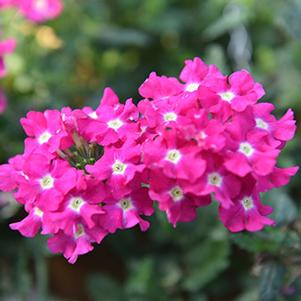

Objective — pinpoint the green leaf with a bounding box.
[182,237,230,292]
[278,0,301,43]
[203,5,251,40]
[125,258,154,296]
[259,262,285,301]
[264,190,297,225]
[87,274,124,301]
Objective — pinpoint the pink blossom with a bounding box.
[2,57,298,263]
[21,110,72,153]
[219,176,275,232]
[99,179,154,233]
[143,129,206,182]
[224,110,279,177]
[16,153,79,211]
[139,72,184,100]
[86,142,145,198]
[149,169,211,227]
[253,103,297,145]
[48,226,107,264]
[179,57,224,93]
[79,95,139,146]
[209,70,265,120]
[17,0,63,23]
[0,0,16,9]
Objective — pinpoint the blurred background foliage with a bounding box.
[0,0,300,300]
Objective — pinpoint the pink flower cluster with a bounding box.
[0,0,63,22]
[0,57,297,263]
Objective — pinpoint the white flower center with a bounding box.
[163,112,177,122]
[165,149,181,164]
[74,223,85,239]
[119,198,133,211]
[199,131,207,139]
[218,91,235,102]
[208,172,222,187]
[185,82,200,92]
[241,196,254,211]
[39,174,54,190]
[88,111,98,119]
[112,160,127,175]
[35,0,46,10]
[169,186,184,202]
[107,118,123,131]
[256,118,269,130]
[34,207,44,217]
[38,131,52,145]
[239,142,254,157]
[69,197,85,212]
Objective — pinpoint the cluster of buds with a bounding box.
[0,57,297,263]
[0,0,63,23]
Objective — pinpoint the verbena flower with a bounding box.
[0,0,63,23]
[1,57,298,263]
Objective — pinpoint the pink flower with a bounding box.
[185,153,241,209]
[137,95,197,133]
[139,72,184,100]
[224,110,279,177]
[17,0,63,23]
[16,153,79,211]
[253,103,297,145]
[99,179,154,233]
[48,225,107,264]
[41,179,108,235]
[0,38,16,78]
[219,176,274,232]
[10,206,44,237]
[86,142,145,198]
[209,70,265,120]
[79,91,139,146]
[21,110,72,153]
[0,0,16,9]
[143,129,206,182]
[257,166,299,192]
[1,57,298,263]
[149,169,211,227]
[179,57,224,93]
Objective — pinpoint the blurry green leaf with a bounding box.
[265,190,298,225]
[88,274,123,301]
[205,44,229,74]
[231,229,287,254]
[126,257,154,296]
[259,262,285,301]
[278,0,301,43]
[99,26,150,47]
[203,4,250,40]
[183,238,230,292]
[235,289,259,301]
